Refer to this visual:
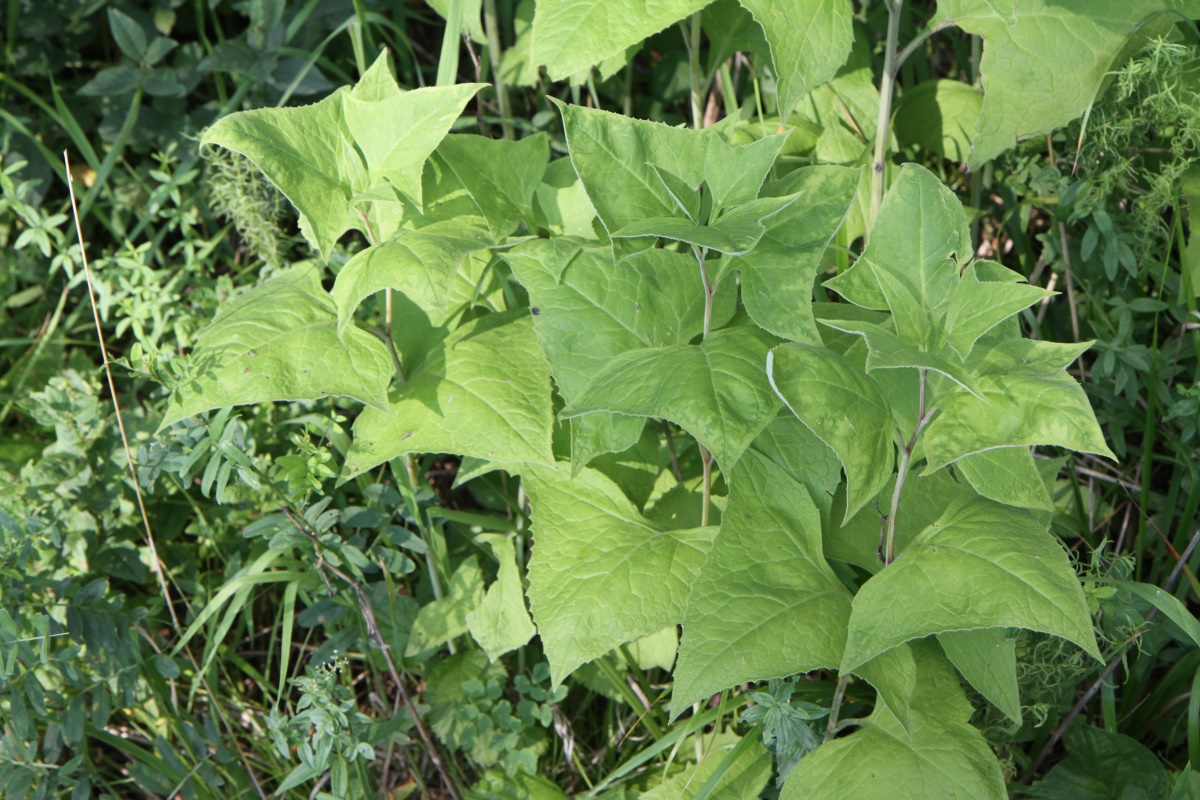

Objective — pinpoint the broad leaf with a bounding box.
[841,496,1102,673]
[826,469,976,574]
[954,447,1053,512]
[673,449,851,718]
[564,326,782,472]
[522,464,718,684]
[933,0,1200,168]
[161,265,392,428]
[555,101,711,232]
[202,52,481,257]
[531,0,708,80]
[466,534,536,661]
[610,194,798,255]
[504,238,731,467]
[722,165,860,344]
[767,343,894,523]
[893,79,983,162]
[331,226,493,335]
[922,370,1115,472]
[783,643,1006,800]
[739,0,855,118]
[817,317,982,396]
[938,628,1021,724]
[343,312,555,478]
[704,132,791,211]
[435,133,550,239]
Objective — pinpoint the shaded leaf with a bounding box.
[161,265,392,428]
[466,534,537,661]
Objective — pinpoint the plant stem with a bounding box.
[825,675,850,742]
[482,0,513,139]
[688,11,704,130]
[870,0,903,232]
[695,244,714,524]
[885,369,928,565]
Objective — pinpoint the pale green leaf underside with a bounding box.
[161,264,391,429]
[564,326,782,473]
[938,628,1022,724]
[673,450,851,718]
[522,464,718,685]
[934,0,1200,168]
[767,343,894,524]
[342,312,554,479]
[739,0,855,119]
[465,534,537,661]
[922,371,1115,472]
[841,497,1102,673]
[531,0,709,79]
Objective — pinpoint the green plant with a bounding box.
[163,0,1200,789]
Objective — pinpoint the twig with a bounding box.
[64,151,179,631]
[1020,528,1200,782]
[282,509,461,800]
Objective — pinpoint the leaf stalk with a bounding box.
[870,0,904,232]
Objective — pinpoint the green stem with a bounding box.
[695,244,714,525]
[869,0,903,233]
[885,369,927,565]
[482,0,512,139]
[825,675,850,742]
[688,11,704,129]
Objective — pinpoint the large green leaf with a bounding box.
[721,165,860,344]
[767,343,894,523]
[504,238,731,467]
[555,101,712,232]
[610,193,799,255]
[841,497,1102,673]
[201,52,481,258]
[817,317,982,396]
[922,371,1115,472]
[466,534,537,661]
[782,643,1006,800]
[161,265,391,428]
[331,226,493,336]
[933,0,1200,169]
[825,165,1047,354]
[673,449,851,717]
[531,0,709,80]
[954,447,1053,512]
[522,464,718,684]
[434,133,550,240]
[738,0,855,118]
[342,312,555,478]
[938,628,1021,724]
[563,326,782,472]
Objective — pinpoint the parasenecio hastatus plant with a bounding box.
[161,0,1200,792]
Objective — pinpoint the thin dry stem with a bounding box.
[64,150,179,632]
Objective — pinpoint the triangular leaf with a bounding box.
[841,496,1102,673]
[954,447,1054,512]
[938,628,1021,724]
[673,448,851,718]
[466,534,537,661]
[161,264,392,429]
[767,343,895,523]
[523,464,718,685]
[564,326,783,472]
[342,312,555,479]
